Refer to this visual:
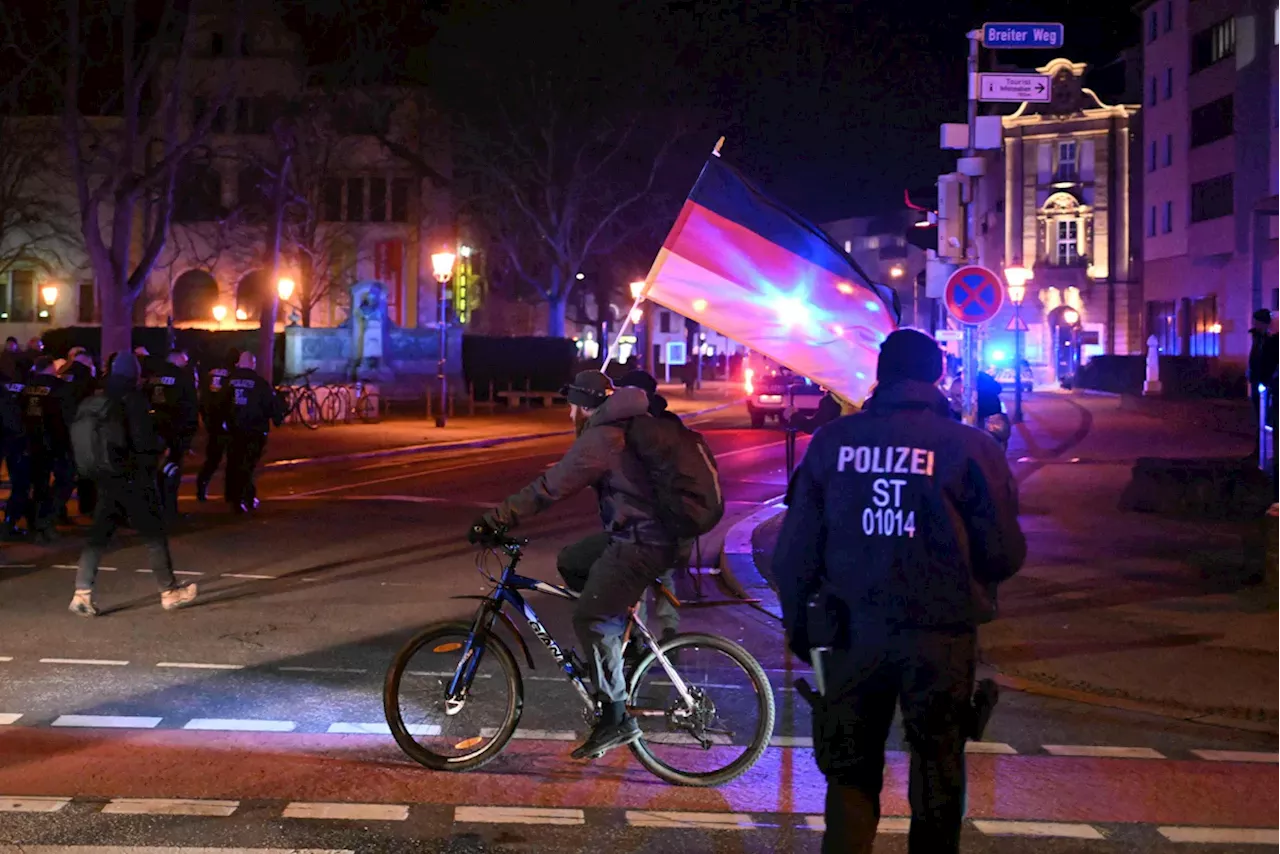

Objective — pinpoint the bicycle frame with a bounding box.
[448,544,696,716]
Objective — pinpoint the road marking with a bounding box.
[0,657,10,662]
[183,718,296,732]
[626,810,759,830]
[478,727,576,741]
[223,573,276,580]
[1043,745,1164,760]
[326,722,441,736]
[973,820,1106,839]
[0,714,20,725]
[1190,749,1279,763]
[1158,827,1279,844]
[282,802,409,821]
[52,715,163,729]
[54,564,116,571]
[0,796,71,812]
[283,451,553,498]
[102,798,240,817]
[455,806,585,826]
[39,658,129,666]
[156,662,245,670]
[966,741,1018,755]
[804,816,909,833]
[714,440,786,461]
[278,666,369,674]
[770,736,813,748]
[173,571,204,577]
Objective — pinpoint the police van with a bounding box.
[744,358,824,428]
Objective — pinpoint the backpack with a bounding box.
[626,416,724,539]
[71,393,129,478]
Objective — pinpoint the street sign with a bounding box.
[979,73,1052,103]
[981,22,1065,49]
[1006,314,1029,332]
[936,329,964,342]
[945,265,1005,325]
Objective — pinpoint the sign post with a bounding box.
[944,265,1006,426]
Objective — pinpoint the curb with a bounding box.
[718,497,787,619]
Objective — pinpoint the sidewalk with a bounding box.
[743,393,1278,732]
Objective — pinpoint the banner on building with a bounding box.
[374,240,405,326]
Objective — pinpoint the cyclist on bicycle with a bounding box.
[474,370,672,759]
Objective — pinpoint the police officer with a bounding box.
[196,348,238,502]
[224,352,278,513]
[147,348,199,519]
[0,362,28,539]
[20,356,74,541]
[773,329,1026,854]
[60,350,100,518]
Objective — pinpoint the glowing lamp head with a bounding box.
[212,305,227,322]
[1062,308,1080,325]
[430,251,456,284]
[277,277,295,301]
[629,280,646,300]
[629,307,644,325]
[459,245,472,258]
[889,265,904,279]
[1004,266,1032,305]
[235,308,249,321]
[991,349,1007,363]
[41,285,58,306]
[692,298,708,313]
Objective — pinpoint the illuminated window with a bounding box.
[1191,18,1235,73]
[0,270,37,323]
[1055,220,1079,265]
[1147,300,1179,354]
[1188,296,1219,356]
[1057,140,1078,180]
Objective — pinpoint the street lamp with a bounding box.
[430,250,456,429]
[277,277,295,301]
[212,304,227,324]
[1061,308,1081,388]
[40,285,57,321]
[889,265,905,279]
[1004,265,1032,424]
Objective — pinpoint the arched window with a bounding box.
[1041,192,1085,267]
[236,269,270,322]
[171,270,220,322]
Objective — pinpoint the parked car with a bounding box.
[745,363,824,428]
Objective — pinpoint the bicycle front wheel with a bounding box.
[383,621,523,772]
[297,389,321,430]
[356,390,381,423]
[627,632,776,787]
[319,390,345,425]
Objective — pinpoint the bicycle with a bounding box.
[383,529,776,786]
[276,367,321,430]
[353,381,381,423]
[319,383,353,425]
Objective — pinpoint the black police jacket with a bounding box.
[773,379,1027,652]
[225,367,276,433]
[147,362,199,437]
[20,373,74,453]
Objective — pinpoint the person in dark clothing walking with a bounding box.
[773,328,1026,854]
[224,352,279,513]
[20,357,74,541]
[196,349,239,502]
[61,350,99,518]
[0,364,28,539]
[69,352,197,617]
[147,348,199,519]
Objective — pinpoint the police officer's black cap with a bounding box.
[1254,309,1273,324]
[877,328,944,385]
[561,370,613,408]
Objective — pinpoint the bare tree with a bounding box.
[54,0,244,357]
[0,113,82,288]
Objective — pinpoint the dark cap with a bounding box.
[561,370,613,408]
[1253,309,1273,324]
[110,351,140,380]
[617,369,658,397]
[876,328,944,385]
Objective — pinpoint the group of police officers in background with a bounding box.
[0,337,280,540]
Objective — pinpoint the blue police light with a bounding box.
[990,349,1008,363]
[773,295,811,327]
[865,301,880,312]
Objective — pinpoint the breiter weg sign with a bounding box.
[944,265,1005,326]
[981,22,1065,49]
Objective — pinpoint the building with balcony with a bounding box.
[1136,0,1278,375]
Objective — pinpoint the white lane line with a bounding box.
[278,666,368,674]
[52,564,116,571]
[52,715,162,729]
[478,727,576,741]
[1043,745,1164,760]
[102,798,240,817]
[626,810,759,830]
[223,573,276,580]
[156,662,245,670]
[1191,749,1279,763]
[973,820,1106,839]
[173,570,205,577]
[770,735,813,748]
[455,806,585,826]
[0,714,20,725]
[0,796,72,813]
[0,657,11,662]
[1159,827,1279,844]
[966,741,1018,755]
[183,718,296,732]
[39,658,129,666]
[327,722,441,736]
[282,801,409,821]
[803,816,909,833]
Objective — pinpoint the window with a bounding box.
[368,178,387,223]
[659,311,671,334]
[1162,201,1174,233]
[1148,205,1157,237]
[390,178,410,222]
[1191,18,1235,73]
[1188,295,1219,356]
[1148,76,1158,105]
[323,178,343,222]
[1147,300,1179,354]
[1055,219,1079,265]
[1164,0,1173,32]
[1163,133,1173,166]
[173,162,222,223]
[1149,10,1159,42]
[344,177,364,222]
[77,282,96,324]
[1163,67,1173,99]
[1,270,37,322]
[1149,140,1158,172]
[1190,173,1234,222]
[1190,95,1233,147]
[1057,140,1078,180]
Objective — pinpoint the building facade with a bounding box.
[1000,58,1144,383]
[822,214,927,326]
[1137,0,1279,374]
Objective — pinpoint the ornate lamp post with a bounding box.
[430,251,456,429]
[1004,266,1033,424]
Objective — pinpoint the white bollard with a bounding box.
[1142,335,1163,396]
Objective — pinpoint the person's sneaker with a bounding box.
[570,716,641,759]
[68,589,99,617]
[160,583,198,611]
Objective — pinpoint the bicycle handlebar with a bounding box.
[468,522,526,550]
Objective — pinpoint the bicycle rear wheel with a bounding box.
[383,621,523,772]
[296,389,321,430]
[356,389,381,423]
[319,388,345,425]
[627,632,775,786]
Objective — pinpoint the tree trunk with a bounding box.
[299,255,314,328]
[546,292,569,338]
[100,289,133,364]
[258,154,292,383]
